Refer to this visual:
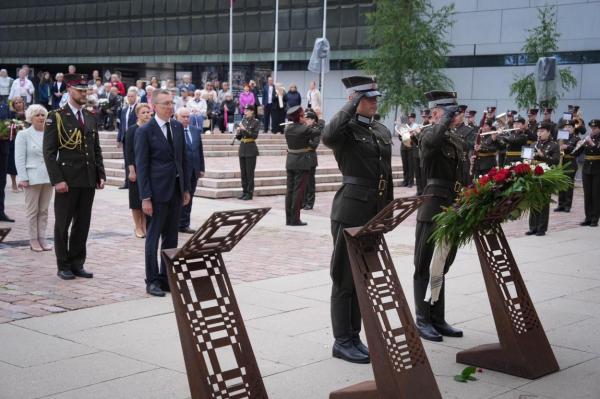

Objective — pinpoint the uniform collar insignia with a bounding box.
[355,114,372,126]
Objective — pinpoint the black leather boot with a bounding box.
[414,279,442,342]
[351,336,369,356]
[431,283,463,337]
[332,337,370,364]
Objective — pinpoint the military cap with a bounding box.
[467,110,477,117]
[486,106,496,113]
[408,112,416,118]
[286,105,303,117]
[588,119,600,128]
[507,110,518,116]
[64,73,88,90]
[537,121,554,131]
[424,91,457,109]
[458,105,468,113]
[515,116,526,124]
[528,108,539,116]
[420,109,431,117]
[341,76,381,97]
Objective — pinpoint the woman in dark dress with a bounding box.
[8,97,26,193]
[125,103,152,238]
[284,83,302,109]
[271,84,287,134]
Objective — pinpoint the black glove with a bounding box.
[350,92,367,111]
[441,105,459,126]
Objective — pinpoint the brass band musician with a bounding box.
[573,119,600,227]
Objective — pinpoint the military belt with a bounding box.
[343,175,388,194]
[287,147,314,154]
[563,154,575,159]
[585,155,600,161]
[427,178,462,193]
[477,152,496,157]
[241,138,255,143]
[506,151,522,157]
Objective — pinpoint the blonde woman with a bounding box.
[125,103,152,238]
[14,104,53,251]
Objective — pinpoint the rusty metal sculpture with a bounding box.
[456,196,559,379]
[330,196,442,399]
[162,208,270,399]
[0,228,10,243]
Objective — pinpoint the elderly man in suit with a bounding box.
[176,107,205,234]
[135,89,191,297]
[262,76,275,133]
[117,87,139,189]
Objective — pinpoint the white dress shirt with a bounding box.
[154,115,169,140]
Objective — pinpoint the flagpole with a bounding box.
[320,0,327,115]
[273,0,279,83]
[229,1,233,89]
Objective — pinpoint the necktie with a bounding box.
[77,110,84,128]
[184,128,191,146]
[165,121,174,150]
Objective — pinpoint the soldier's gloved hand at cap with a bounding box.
[441,105,459,126]
[351,92,367,110]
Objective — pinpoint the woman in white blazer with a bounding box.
[15,104,53,252]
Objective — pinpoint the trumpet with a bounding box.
[479,127,521,136]
[394,124,424,147]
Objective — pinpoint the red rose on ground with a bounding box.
[487,167,498,177]
[479,175,491,186]
[514,163,531,175]
[493,168,511,183]
[534,165,544,175]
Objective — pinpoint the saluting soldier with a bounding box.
[43,74,105,280]
[573,119,600,227]
[414,91,466,342]
[555,118,580,213]
[527,108,539,142]
[500,115,529,165]
[235,105,260,200]
[526,121,560,236]
[412,109,431,195]
[322,76,393,364]
[301,108,323,210]
[284,106,322,226]
[472,120,504,178]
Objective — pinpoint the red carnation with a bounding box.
[514,163,531,175]
[534,165,544,175]
[479,175,491,186]
[487,167,498,177]
[493,169,510,183]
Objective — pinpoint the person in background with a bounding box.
[37,72,53,110]
[111,74,126,97]
[271,83,287,134]
[67,65,76,74]
[188,90,207,130]
[136,80,146,99]
[105,86,122,131]
[201,82,218,103]
[302,107,323,210]
[306,80,321,110]
[15,104,53,252]
[0,69,13,105]
[142,85,155,106]
[150,76,160,88]
[177,88,191,111]
[235,105,260,200]
[9,67,35,105]
[217,81,230,104]
[262,76,275,133]
[238,84,255,114]
[178,74,196,94]
[249,80,260,107]
[204,93,216,133]
[165,79,179,96]
[117,87,140,189]
[87,70,100,87]
[8,97,27,193]
[219,92,236,133]
[177,107,205,234]
[285,83,302,110]
[51,73,66,110]
[125,103,152,239]
[94,78,105,97]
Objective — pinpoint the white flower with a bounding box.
[538,162,551,171]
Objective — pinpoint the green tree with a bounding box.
[509,6,577,109]
[357,0,455,115]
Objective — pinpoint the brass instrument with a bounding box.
[479,127,520,136]
[495,112,508,128]
[395,124,423,148]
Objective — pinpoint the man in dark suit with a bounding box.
[178,74,196,94]
[261,76,274,133]
[50,73,67,109]
[43,74,106,280]
[135,89,191,297]
[117,87,139,189]
[176,107,205,234]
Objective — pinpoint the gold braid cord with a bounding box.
[54,112,82,150]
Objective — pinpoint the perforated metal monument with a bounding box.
[161,208,270,399]
[330,196,442,399]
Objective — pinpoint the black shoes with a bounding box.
[237,193,246,200]
[146,283,165,297]
[351,336,369,356]
[525,230,537,235]
[553,206,564,212]
[432,321,463,337]
[580,220,591,226]
[591,221,599,227]
[289,220,307,226]
[238,193,253,200]
[416,318,443,342]
[179,227,196,234]
[160,280,171,292]
[73,268,93,278]
[0,213,15,222]
[564,207,571,212]
[332,337,370,364]
[535,231,546,236]
[57,270,75,280]
[302,205,313,210]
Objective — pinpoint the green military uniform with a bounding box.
[473,133,504,178]
[284,106,322,225]
[413,111,430,196]
[500,128,528,164]
[455,120,476,184]
[43,74,105,278]
[556,122,580,212]
[236,111,260,200]
[323,76,392,364]
[528,122,560,235]
[302,110,323,210]
[573,119,600,226]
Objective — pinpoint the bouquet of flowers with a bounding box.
[431,162,571,248]
[0,119,26,141]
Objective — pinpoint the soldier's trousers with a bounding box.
[330,221,361,339]
[401,149,414,184]
[414,221,457,284]
[529,200,550,233]
[239,156,256,195]
[54,187,96,272]
[558,162,578,209]
[413,153,424,195]
[302,166,316,208]
[285,169,309,223]
[583,172,600,223]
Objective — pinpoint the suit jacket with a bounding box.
[51,81,66,109]
[262,84,274,106]
[15,126,51,185]
[118,103,138,143]
[43,105,106,188]
[178,83,196,93]
[134,117,190,203]
[183,125,205,177]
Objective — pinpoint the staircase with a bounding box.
[100,131,404,198]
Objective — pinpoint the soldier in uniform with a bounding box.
[284,106,322,226]
[302,108,323,210]
[542,107,559,140]
[573,119,600,227]
[500,116,529,165]
[414,90,466,342]
[526,122,560,236]
[555,118,580,213]
[400,113,416,187]
[235,105,260,200]
[43,74,105,280]
[322,76,393,364]
[506,110,517,129]
[527,108,539,142]
[472,120,504,178]
[412,109,430,196]
[454,105,472,183]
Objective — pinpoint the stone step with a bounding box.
[204,149,332,157]
[196,179,404,199]
[102,151,124,159]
